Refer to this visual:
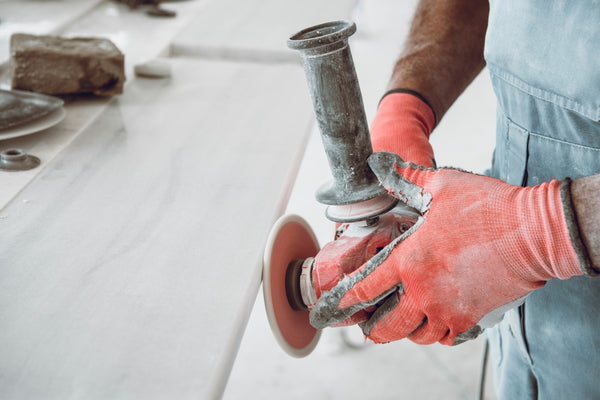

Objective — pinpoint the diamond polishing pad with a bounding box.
[263,214,321,357]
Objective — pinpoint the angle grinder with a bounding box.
[263,21,418,357]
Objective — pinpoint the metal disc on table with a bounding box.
[263,214,321,357]
[0,89,63,131]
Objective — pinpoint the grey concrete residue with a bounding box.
[368,151,433,214]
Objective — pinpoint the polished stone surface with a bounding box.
[0,0,213,209]
[0,2,317,398]
[171,0,358,63]
[0,57,313,399]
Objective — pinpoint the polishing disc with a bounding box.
[325,193,398,222]
[263,214,321,357]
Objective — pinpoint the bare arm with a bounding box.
[387,0,489,122]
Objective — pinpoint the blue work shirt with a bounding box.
[485,1,600,398]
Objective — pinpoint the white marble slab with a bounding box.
[64,0,212,74]
[0,57,313,399]
[170,0,358,62]
[0,96,110,208]
[0,0,212,210]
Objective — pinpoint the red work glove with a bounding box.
[312,91,434,324]
[370,90,436,168]
[310,152,593,345]
[312,212,416,326]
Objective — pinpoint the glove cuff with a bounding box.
[371,91,437,168]
[380,88,437,127]
[560,178,598,275]
[488,179,584,281]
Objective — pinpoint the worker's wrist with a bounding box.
[561,178,598,276]
[379,88,437,127]
[371,91,436,167]
[377,90,436,138]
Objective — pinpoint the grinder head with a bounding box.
[263,214,321,357]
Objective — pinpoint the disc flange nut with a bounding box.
[0,148,40,171]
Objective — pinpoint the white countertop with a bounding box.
[0,56,312,399]
[0,0,217,209]
[0,0,357,398]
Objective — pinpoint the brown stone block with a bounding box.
[10,33,125,96]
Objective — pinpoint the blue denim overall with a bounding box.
[484,1,600,398]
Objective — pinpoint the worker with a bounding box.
[309,1,600,398]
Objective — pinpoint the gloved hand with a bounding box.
[310,152,591,345]
[315,91,434,323]
[312,212,416,327]
[370,91,436,168]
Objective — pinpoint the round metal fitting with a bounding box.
[0,148,40,171]
[287,20,356,50]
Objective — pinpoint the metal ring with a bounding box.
[0,148,40,171]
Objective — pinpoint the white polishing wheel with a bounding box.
[263,214,321,357]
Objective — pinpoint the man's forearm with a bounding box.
[388,0,489,122]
